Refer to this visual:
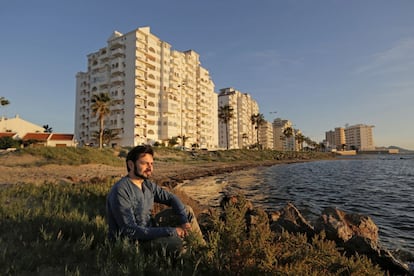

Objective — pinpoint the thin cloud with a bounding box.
[355,38,414,75]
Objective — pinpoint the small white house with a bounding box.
[22,133,76,147]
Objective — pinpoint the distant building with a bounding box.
[273,118,295,151]
[325,130,335,151]
[48,134,77,147]
[334,127,346,150]
[325,124,375,151]
[0,115,76,147]
[258,121,274,149]
[22,133,76,147]
[0,132,18,139]
[345,124,375,151]
[218,87,258,149]
[0,115,44,139]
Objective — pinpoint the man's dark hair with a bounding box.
[126,145,154,171]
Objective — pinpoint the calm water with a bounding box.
[179,154,414,253]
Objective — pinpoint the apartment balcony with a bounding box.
[135,104,146,111]
[135,97,145,105]
[134,118,146,127]
[98,83,109,90]
[199,107,209,115]
[147,91,156,98]
[111,76,124,85]
[136,46,146,53]
[135,64,146,72]
[135,74,146,81]
[146,102,157,112]
[111,48,125,57]
[100,55,110,63]
[136,53,146,60]
[111,68,124,76]
[111,102,124,110]
[135,83,147,94]
[145,78,157,88]
[145,63,156,71]
[186,103,195,111]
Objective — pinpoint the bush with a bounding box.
[0,136,20,149]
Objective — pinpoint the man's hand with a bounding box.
[176,223,192,238]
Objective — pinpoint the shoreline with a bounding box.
[0,155,332,186]
[153,158,318,187]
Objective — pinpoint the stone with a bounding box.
[314,207,378,244]
[270,202,315,237]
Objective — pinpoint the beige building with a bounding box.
[335,127,346,150]
[325,127,346,151]
[325,124,375,151]
[272,118,295,151]
[294,129,303,151]
[345,124,375,151]
[75,26,218,148]
[258,121,274,149]
[218,88,258,149]
[0,115,44,139]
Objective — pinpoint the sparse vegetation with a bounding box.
[0,181,383,275]
[5,147,125,166]
[1,147,377,275]
[3,146,333,166]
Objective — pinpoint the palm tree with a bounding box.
[43,124,53,133]
[91,92,112,149]
[295,132,305,151]
[251,113,265,149]
[177,134,190,148]
[282,126,294,151]
[283,126,293,139]
[102,128,119,147]
[0,97,10,107]
[1,97,10,116]
[218,105,234,150]
[168,136,179,147]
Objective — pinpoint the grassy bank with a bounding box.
[5,146,334,166]
[0,181,382,275]
[0,147,384,274]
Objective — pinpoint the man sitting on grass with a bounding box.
[106,145,204,254]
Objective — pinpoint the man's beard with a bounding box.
[133,164,150,180]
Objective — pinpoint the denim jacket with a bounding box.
[106,176,188,241]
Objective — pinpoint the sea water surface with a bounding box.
[179,154,414,253]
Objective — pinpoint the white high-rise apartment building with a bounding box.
[75,27,218,148]
[345,124,375,150]
[218,88,258,149]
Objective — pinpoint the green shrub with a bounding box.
[0,136,20,149]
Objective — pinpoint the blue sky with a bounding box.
[1,0,414,149]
